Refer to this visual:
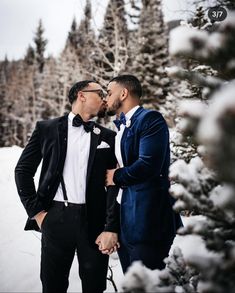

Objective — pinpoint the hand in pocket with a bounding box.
[35,211,48,229]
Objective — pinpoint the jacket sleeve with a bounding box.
[103,131,120,233]
[15,122,44,218]
[103,185,120,233]
[113,111,169,187]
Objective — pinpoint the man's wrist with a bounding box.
[32,210,46,220]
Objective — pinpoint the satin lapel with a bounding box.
[130,106,144,121]
[57,114,68,171]
[121,127,128,166]
[120,107,144,166]
[86,128,101,185]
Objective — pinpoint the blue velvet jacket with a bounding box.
[113,107,182,244]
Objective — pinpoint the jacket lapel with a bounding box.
[121,128,128,166]
[129,106,144,122]
[121,106,144,166]
[57,114,69,172]
[86,126,101,185]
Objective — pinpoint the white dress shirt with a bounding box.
[54,112,91,204]
[115,105,140,203]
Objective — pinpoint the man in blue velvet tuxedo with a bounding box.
[105,75,183,273]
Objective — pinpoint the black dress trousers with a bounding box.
[40,202,109,293]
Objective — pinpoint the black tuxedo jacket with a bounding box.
[15,114,119,243]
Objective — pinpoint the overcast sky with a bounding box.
[0,0,194,61]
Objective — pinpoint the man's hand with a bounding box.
[106,169,117,186]
[34,211,47,229]
[95,232,120,255]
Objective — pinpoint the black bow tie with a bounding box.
[72,114,94,132]
[113,112,126,131]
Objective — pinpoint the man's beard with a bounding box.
[97,103,107,118]
[106,99,122,116]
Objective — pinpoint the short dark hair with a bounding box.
[68,80,96,104]
[109,75,142,99]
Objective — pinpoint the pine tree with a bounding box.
[126,0,141,26]
[0,59,34,146]
[122,10,235,293]
[91,0,129,85]
[0,59,10,146]
[34,19,47,73]
[131,0,170,106]
[66,0,96,80]
[24,45,35,66]
[191,6,209,29]
[67,18,78,48]
[224,0,235,10]
[55,47,83,116]
[33,56,61,120]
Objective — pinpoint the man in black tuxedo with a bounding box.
[15,80,120,293]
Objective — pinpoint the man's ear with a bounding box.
[78,91,86,102]
[120,88,128,101]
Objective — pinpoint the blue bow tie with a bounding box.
[113,112,126,131]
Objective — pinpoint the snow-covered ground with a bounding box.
[0,146,123,292]
[0,146,203,292]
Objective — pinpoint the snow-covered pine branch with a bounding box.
[169,12,235,79]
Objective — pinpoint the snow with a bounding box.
[227,59,235,70]
[173,234,216,264]
[169,129,183,145]
[121,216,211,292]
[165,66,181,77]
[179,100,206,119]
[220,11,235,30]
[0,146,123,292]
[207,32,224,51]
[169,26,208,57]
[209,184,235,211]
[192,65,213,72]
[0,146,205,292]
[169,13,235,60]
[198,81,235,143]
[170,157,204,192]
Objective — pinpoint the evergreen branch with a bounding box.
[167,67,223,90]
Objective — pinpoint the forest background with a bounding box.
[1,0,235,292]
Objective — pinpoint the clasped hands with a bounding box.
[35,168,119,255]
[95,232,120,255]
[105,168,117,186]
[35,212,120,255]
[95,168,120,255]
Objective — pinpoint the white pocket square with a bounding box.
[97,141,110,149]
